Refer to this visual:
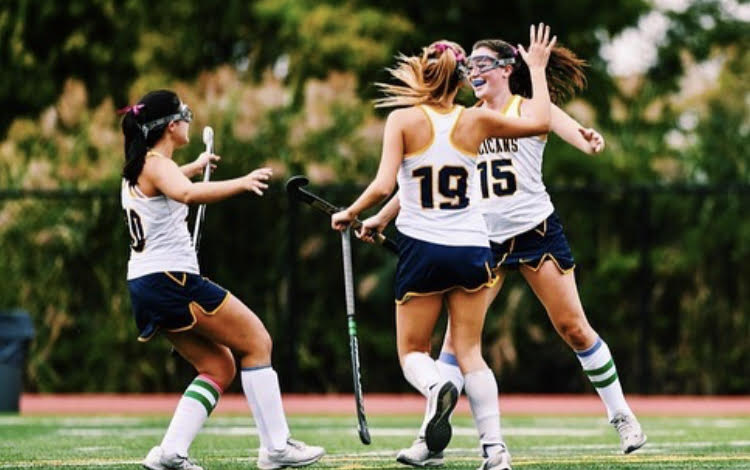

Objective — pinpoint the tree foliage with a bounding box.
[0,0,748,393]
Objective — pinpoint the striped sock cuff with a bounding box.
[184,375,222,415]
[584,358,619,388]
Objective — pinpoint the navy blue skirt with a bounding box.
[128,271,229,341]
[395,231,496,304]
[490,212,575,273]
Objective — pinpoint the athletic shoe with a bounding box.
[142,446,203,470]
[610,412,647,454]
[424,381,459,453]
[396,438,444,467]
[256,438,326,470]
[476,444,512,470]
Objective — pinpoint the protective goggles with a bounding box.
[467,55,515,74]
[140,103,193,138]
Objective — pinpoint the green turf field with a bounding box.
[0,414,748,469]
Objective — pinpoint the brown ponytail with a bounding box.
[472,39,587,104]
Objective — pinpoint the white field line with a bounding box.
[5,452,749,469]
[59,425,602,438]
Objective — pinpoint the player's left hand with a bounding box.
[579,127,605,154]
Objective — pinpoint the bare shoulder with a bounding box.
[142,154,179,181]
[387,107,424,126]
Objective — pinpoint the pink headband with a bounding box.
[117,103,145,116]
[434,43,465,62]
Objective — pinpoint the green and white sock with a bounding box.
[576,337,633,420]
[160,374,222,456]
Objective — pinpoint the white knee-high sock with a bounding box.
[161,374,222,456]
[464,369,504,456]
[436,352,464,393]
[402,352,441,397]
[241,366,291,451]
[575,337,633,421]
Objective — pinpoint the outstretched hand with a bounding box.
[244,168,273,196]
[579,127,605,154]
[517,23,557,70]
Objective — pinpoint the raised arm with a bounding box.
[475,23,556,139]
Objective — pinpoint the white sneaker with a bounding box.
[477,444,512,470]
[610,412,647,454]
[396,438,444,467]
[142,446,203,470]
[256,438,326,470]
[423,381,459,452]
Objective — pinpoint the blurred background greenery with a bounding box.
[0,0,747,394]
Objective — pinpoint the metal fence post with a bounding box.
[284,194,299,391]
[637,188,653,393]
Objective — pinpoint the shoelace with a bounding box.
[172,455,199,469]
[286,438,306,450]
[611,415,634,435]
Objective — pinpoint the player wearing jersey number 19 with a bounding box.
[333,24,557,470]
[361,37,645,461]
[120,90,324,470]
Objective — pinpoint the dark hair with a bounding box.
[472,39,587,105]
[120,90,181,185]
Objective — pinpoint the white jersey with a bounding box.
[395,105,489,247]
[476,95,554,243]
[121,178,199,280]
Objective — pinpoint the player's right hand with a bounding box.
[244,168,273,196]
[195,152,220,171]
[517,23,556,70]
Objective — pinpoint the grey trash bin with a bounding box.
[0,310,35,412]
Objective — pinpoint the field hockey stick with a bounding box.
[285,175,398,254]
[192,126,214,253]
[341,227,372,445]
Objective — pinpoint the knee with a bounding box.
[239,326,273,365]
[557,318,595,350]
[397,337,431,361]
[199,349,236,390]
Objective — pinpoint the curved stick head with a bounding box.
[202,126,214,146]
[285,175,310,194]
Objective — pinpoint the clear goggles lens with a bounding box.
[140,104,193,138]
[176,104,193,123]
[467,55,515,74]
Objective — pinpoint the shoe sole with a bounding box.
[396,455,444,467]
[257,451,326,470]
[424,382,459,453]
[624,434,647,454]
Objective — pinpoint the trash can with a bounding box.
[0,310,35,412]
